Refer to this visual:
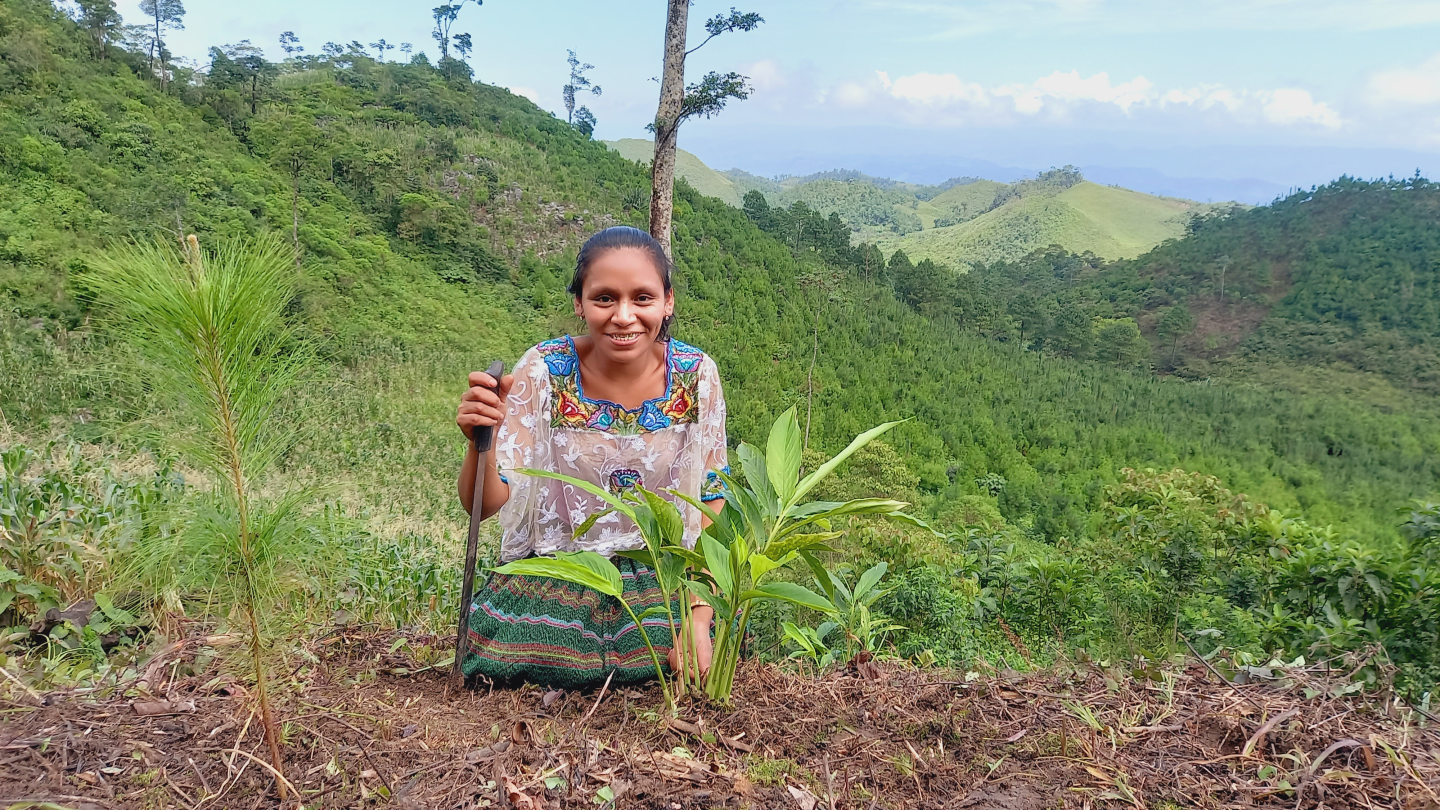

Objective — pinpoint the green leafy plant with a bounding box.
[781,619,837,673]
[85,234,318,796]
[679,406,916,703]
[817,562,904,662]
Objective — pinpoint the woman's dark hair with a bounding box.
[568,226,674,341]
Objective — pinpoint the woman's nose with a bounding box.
[614,301,636,323]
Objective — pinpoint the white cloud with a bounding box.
[1370,54,1440,105]
[886,71,990,105]
[1262,88,1343,128]
[835,68,1343,130]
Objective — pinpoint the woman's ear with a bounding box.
[664,289,675,318]
[573,296,584,319]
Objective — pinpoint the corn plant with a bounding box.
[86,234,317,797]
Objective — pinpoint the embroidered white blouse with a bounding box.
[493,336,729,563]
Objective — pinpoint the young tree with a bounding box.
[1158,303,1196,366]
[562,49,602,131]
[138,0,185,89]
[649,4,763,258]
[74,0,123,61]
[370,39,394,61]
[88,234,320,802]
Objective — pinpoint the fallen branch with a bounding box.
[666,718,754,753]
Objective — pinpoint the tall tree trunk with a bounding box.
[649,0,689,259]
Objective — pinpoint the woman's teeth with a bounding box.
[609,333,641,344]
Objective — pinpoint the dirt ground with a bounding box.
[2,629,1438,809]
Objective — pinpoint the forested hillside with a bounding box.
[3,0,1440,696]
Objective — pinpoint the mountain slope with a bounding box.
[883,181,1217,267]
[604,138,743,206]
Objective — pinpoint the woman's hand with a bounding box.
[456,370,515,440]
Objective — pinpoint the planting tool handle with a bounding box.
[471,359,505,452]
[452,360,505,688]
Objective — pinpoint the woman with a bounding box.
[454,226,728,689]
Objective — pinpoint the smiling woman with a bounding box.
[453,226,728,689]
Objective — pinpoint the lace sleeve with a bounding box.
[495,348,550,562]
[697,356,730,501]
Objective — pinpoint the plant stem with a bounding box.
[620,599,671,713]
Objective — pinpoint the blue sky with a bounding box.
[111,0,1440,202]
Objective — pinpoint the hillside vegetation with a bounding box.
[604,137,743,206]
[2,0,1440,705]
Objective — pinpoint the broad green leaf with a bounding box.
[744,582,834,613]
[658,553,686,588]
[700,535,734,595]
[614,549,657,570]
[775,499,909,542]
[0,591,14,617]
[517,468,639,524]
[555,551,626,597]
[637,605,674,621]
[854,562,889,601]
[765,408,802,509]
[799,550,835,602]
[493,554,621,598]
[748,553,784,582]
[641,489,685,547]
[766,531,843,561]
[791,420,906,506]
[781,622,817,654]
[885,510,947,537]
[736,443,777,516]
[0,567,20,585]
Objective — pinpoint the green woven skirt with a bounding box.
[461,556,679,690]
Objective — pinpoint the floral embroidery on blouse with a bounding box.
[702,466,730,502]
[608,468,643,495]
[541,336,704,435]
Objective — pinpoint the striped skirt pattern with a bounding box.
[461,556,678,689]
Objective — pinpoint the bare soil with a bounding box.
[2,630,1437,809]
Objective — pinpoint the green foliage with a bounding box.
[86,233,318,782]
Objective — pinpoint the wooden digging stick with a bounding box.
[452,360,505,688]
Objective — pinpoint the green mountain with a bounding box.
[604,138,743,206]
[883,177,1233,267]
[3,0,1439,688]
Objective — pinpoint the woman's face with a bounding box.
[573,247,674,363]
